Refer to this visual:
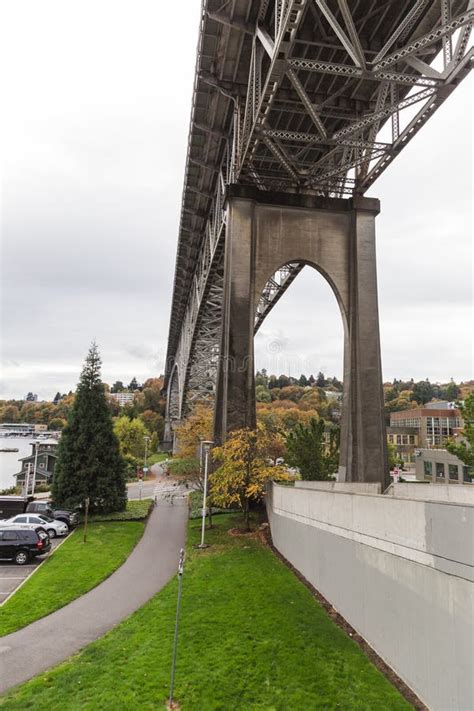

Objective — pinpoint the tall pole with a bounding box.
[169,547,185,709]
[24,462,32,496]
[144,435,150,480]
[32,440,40,495]
[198,440,213,549]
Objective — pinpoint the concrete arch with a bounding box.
[214,188,388,486]
[256,259,349,335]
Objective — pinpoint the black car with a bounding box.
[0,526,51,565]
[26,500,79,529]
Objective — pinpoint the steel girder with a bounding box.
[164,0,473,416]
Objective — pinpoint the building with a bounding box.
[14,439,59,485]
[386,427,419,465]
[388,404,462,465]
[0,423,48,435]
[109,392,135,407]
[415,448,471,485]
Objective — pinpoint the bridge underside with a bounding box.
[163,0,472,481]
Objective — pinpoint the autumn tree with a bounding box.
[48,417,67,431]
[211,425,290,530]
[285,418,339,480]
[174,404,213,458]
[1,404,20,422]
[114,415,150,474]
[52,343,127,512]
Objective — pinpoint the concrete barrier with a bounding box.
[386,482,474,504]
[295,481,382,494]
[266,481,474,711]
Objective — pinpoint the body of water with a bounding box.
[0,437,35,490]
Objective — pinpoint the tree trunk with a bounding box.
[244,498,250,531]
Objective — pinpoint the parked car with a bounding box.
[0,526,51,565]
[26,501,79,530]
[0,514,68,538]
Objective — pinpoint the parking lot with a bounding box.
[0,537,63,605]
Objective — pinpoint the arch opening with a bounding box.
[254,263,346,476]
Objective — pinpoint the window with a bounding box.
[448,464,459,480]
[28,517,42,524]
[424,461,432,477]
[436,462,445,478]
[3,531,18,541]
[463,467,472,483]
[15,516,27,523]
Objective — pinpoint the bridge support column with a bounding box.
[214,186,388,486]
[339,198,388,486]
[214,198,256,441]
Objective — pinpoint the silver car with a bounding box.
[1,514,68,538]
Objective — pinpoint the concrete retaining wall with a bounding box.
[295,481,382,494]
[386,482,474,504]
[266,482,474,711]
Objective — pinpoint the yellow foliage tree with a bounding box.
[174,404,213,459]
[211,425,290,530]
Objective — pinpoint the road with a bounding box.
[128,462,190,503]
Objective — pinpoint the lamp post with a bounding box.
[197,440,213,549]
[143,435,150,479]
[32,440,40,495]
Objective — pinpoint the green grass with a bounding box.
[86,499,153,522]
[0,521,144,637]
[0,515,411,710]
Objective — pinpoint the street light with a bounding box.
[197,440,213,549]
[143,435,151,479]
[31,440,41,495]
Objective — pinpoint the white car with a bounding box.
[1,514,68,538]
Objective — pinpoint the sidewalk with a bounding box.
[0,499,188,694]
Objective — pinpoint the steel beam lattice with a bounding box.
[164,0,472,424]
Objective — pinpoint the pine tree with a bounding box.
[52,343,127,513]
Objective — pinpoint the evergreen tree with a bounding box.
[128,377,140,391]
[411,379,433,405]
[52,343,127,513]
[447,393,474,478]
[298,374,308,387]
[53,392,62,404]
[316,371,326,388]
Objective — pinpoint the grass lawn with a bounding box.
[0,521,144,637]
[0,514,412,710]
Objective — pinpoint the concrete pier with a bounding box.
[214,186,388,486]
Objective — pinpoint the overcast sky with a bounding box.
[0,1,472,401]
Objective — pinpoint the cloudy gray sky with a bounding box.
[0,1,472,400]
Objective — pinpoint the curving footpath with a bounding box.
[0,499,188,694]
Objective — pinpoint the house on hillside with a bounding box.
[14,439,58,486]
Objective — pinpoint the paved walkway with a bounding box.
[0,499,188,693]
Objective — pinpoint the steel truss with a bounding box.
[165,0,472,419]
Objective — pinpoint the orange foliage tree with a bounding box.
[211,425,290,530]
